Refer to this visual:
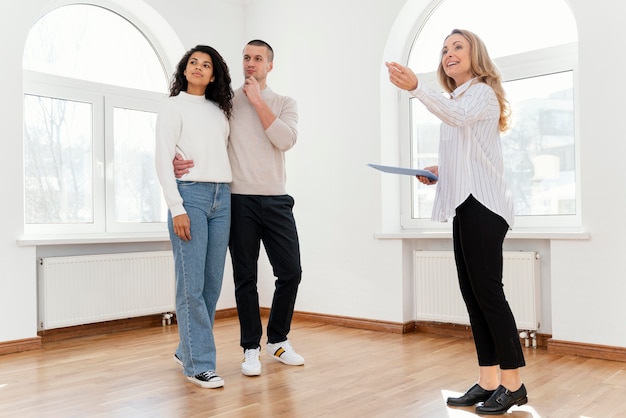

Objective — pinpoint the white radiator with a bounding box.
[414,251,540,331]
[38,251,176,330]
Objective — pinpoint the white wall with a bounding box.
[3,0,626,351]
[0,1,40,343]
[241,0,408,321]
[550,0,626,347]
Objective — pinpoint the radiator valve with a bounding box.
[162,312,174,326]
[519,331,529,347]
[519,330,537,348]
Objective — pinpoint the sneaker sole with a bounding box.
[241,367,262,376]
[187,376,224,389]
[267,352,305,366]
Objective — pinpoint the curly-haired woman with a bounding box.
[155,44,233,389]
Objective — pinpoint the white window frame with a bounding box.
[104,94,164,234]
[399,42,580,231]
[23,70,166,235]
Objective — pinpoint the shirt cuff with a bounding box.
[410,82,426,98]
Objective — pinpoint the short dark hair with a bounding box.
[246,39,274,62]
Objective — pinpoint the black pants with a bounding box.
[229,194,302,350]
[453,195,525,369]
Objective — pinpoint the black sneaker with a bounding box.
[187,370,224,389]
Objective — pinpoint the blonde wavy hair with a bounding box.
[437,29,511,132]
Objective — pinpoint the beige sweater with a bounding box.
[228,86,298,195]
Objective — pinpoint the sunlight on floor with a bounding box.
[441,389,542,417]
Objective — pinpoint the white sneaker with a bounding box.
[266,340,304,366]
[241,347,262,376]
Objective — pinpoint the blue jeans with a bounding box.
[169,181,230,376]
[229,194,302,350]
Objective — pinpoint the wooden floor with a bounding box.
[2,317,626,418]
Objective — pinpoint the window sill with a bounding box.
[374,229,591,240]
[16,232,170,246]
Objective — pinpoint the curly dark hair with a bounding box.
[169,45,233,118]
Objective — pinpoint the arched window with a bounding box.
[23,4,170,235]
[401,0,578,229]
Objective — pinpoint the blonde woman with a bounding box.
[386,29,527,415]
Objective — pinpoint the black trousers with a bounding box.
[453,195,525,369]
[229,194,302,350]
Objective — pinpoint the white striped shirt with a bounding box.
[411,78,514,227]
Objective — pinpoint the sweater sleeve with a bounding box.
[265,95,298,151]
[154,99,186,217]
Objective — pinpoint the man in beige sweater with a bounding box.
[174,40,304,377]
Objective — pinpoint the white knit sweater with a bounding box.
[155,92,231,217]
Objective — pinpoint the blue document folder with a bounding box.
[367,163,438,181]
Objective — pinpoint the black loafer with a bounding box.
[447,383,495,406]
[475,383,528,415]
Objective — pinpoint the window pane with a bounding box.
[23,5,167,93]
[409,72,575,220]
[502,72,575,216]
[410,97,440,219]
[24,95,93,224]
[113,107,165,223]
[409,0,577,73]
